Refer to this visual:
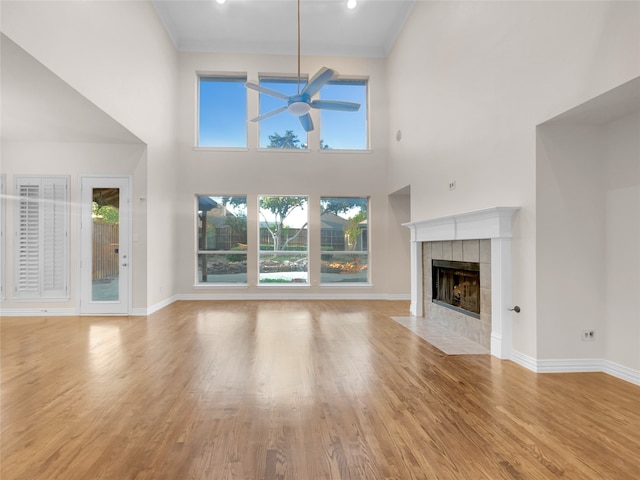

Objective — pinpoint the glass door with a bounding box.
[80,176,130,314]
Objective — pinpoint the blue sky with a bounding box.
[199,76,367,150]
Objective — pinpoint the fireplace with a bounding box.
[432,260,480,318]
[404,206,519,358]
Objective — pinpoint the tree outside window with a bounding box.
[258,195,308,284]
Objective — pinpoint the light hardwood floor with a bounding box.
[2,300,639,479]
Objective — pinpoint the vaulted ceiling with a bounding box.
[151,0,416,58]
[1,34,142,144]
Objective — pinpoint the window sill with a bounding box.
[192,146,372,154]
[319,149,372,154]
[193,146,249,152]
[12,296,71,302]
[193,283,248,289]
[319,283,373,288]
[256,148,311,153]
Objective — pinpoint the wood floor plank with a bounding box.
[2,300,639,479]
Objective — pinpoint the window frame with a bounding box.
[257,195,309,286]
[256,74,310,151]
[319,196,370,286]
[195,195,248,286]
[318,76,369,152]
[196,72,249,150]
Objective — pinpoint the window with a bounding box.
[14,176,69,299]
[319,79,368,150]
[320,197,369,283]
[259,195,308,284]
[198,75,247,148]
[196,196,247,284]
[258,77,308,149]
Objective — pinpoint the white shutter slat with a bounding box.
[15,176,69,299]
[16,183,40,294]
[43,179,67,294]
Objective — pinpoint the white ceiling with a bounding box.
[151,0,416,58]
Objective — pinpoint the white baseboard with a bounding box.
[0,294,409,317]
[131,295,179,316]
[509,351,640,387]
[175,292,410,302]
[0,307,78,316]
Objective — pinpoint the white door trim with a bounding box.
[79,175,132,315]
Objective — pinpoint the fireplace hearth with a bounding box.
[432,260,480,318]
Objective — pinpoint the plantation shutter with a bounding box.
[15,176,69,299]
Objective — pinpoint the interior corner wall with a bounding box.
[604,112,640,370]
[1,0,179,311]
[387,190,411,295]
[536,123,606,360]
[384,0,640,360]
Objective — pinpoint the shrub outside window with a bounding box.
[320,197,369,283]
[197,196,247,284]
[198,75,247,148]
[258,196,308,284]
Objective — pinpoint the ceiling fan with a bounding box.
[244,0,361,132]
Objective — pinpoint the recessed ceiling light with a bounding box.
[347,0,357,10]
[216,0,226,5]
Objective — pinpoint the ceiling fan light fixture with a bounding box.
[288,101,311,116]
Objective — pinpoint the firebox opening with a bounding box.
[432,260,480,318]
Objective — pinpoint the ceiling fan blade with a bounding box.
[310,100,361,112]
[301,67,336,98]
[298,113,314,132]
[244,82,290,101]
[250,106,288,122]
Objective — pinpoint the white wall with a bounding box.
[174,51,410,298]
[536,123,606,360]
[385,0,640,360]
[1,0,178,310]
[536,108,639,376]
[1,141,147,310]
[604,112,640,370]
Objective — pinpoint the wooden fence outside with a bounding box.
[93,222,119,281]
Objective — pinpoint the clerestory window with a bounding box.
[319,79,368,150]
[198,75,247,148]
[258,76,309,149]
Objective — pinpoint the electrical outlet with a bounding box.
[582,330,595,341]
[449,180,456,190]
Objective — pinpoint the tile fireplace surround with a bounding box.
[424,239,491,349]
[404,207,519,359]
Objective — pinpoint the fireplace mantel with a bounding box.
[404,207,519,359]
[404,207,519,242]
